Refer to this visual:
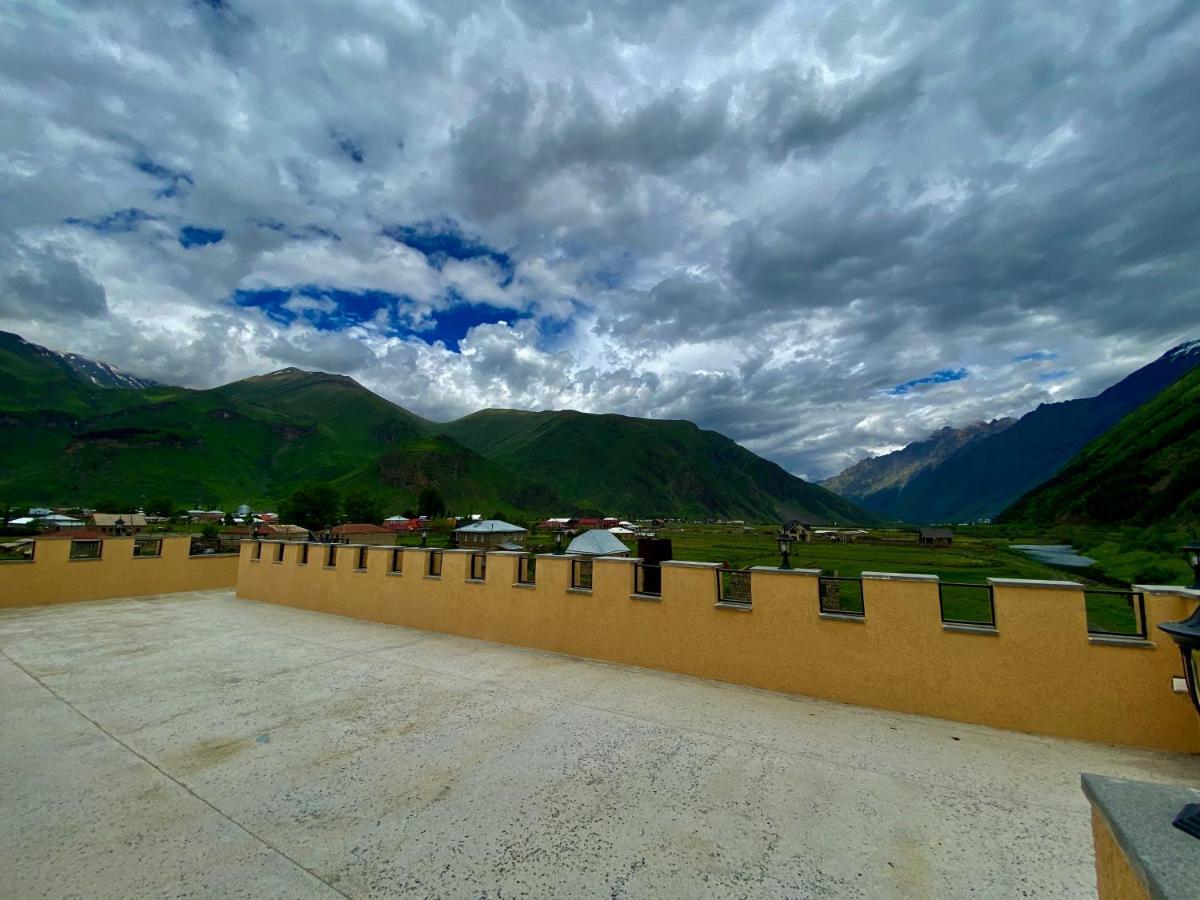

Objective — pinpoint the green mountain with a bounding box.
[0,331,872,523]
[0,351,557,517]
[439,408,873,522]
[998,365,1200,526]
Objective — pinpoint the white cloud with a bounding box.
[0,0,1197,480]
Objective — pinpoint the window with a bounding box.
[356,546,368,570]
[69,540,102,560]
[469,553,487,581]
[299,543,309,565]
[427,550,443,577]
[326,545,337,568]
[133,538,162,558]
[570,558,592,590]
[390,548,403,574]
[253,540,263,560]
[275,542,285,562]
[517,556,536,585]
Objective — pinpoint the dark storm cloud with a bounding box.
[0,0,1197,480]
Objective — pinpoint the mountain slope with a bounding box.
[820,419,1014,506]
[998,367,1200,525]
[440,408,876,522]
[824,340,1200,522]
[0,331,868,522]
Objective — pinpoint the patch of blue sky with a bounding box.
[254,219,340,241]
[134,153,193,198]
[330,129,364,163]
[1038,368,1072,382]
[179,225,224,248]
[1014,350,1058,362]
[64,208,155,233]
[383,220,514,287]
[233,286,525,350]
[890,367,968,396]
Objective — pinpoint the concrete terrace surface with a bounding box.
[1,593,1196,900]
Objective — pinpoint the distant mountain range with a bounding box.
[822,340,1200,523]
[821,419,1015,506]
[998,363,1200,526]
[0,331,872,523]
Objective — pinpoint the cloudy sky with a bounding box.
[2,1,1198,480]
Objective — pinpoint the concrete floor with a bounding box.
[1,591,1196,899]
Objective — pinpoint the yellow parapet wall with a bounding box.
[0,535,239,608]
[235,542,1200,752]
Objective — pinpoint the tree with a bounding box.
[92,496,123,513]
[201,524,220,540]
[279,483,341,533]
[147,497,173,518]
[417,487,445,518]
[342,488,384,524]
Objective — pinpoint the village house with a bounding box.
[781,519,816,543]
[262,523,309,541]
[918,527,954,546]
[454,519,528,549]
[330,524,395,546]
[566,529,631,557]
[88,513,148,534]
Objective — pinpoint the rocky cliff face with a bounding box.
[821,419,1015,504]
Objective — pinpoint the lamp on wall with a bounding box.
[420,528,428,548]
[554,530,564,555]
[776,531,793,570]
[1183,537,1200,590]
[114,516,125,537]
[1159,607,1200,716]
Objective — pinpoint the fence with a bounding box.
[1,535,239,608]
[1085,589,1148,640]
[234,547,1200,752]
[938,582,996,628]
[818,575,864,617]
[189,536,242,556]
[570,558,593,590]
[717,567,752,607]
[633,562,660,597]
[517,556,536,585]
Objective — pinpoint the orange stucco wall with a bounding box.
[0,536,239,608]
[1090,810,1152,900]
[237,542,1200,753]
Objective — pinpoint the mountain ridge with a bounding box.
[822,340,1200,522]
[0,330,873,523]
[998,366,1200,525]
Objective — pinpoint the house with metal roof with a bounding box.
[566,529,630,557]
[454,519,528,548]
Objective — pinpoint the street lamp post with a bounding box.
[777,531,793,570]
[1183,537,1200,591]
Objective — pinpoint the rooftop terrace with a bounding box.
[2,589,1197,898]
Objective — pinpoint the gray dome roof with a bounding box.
[566,529,630,556]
